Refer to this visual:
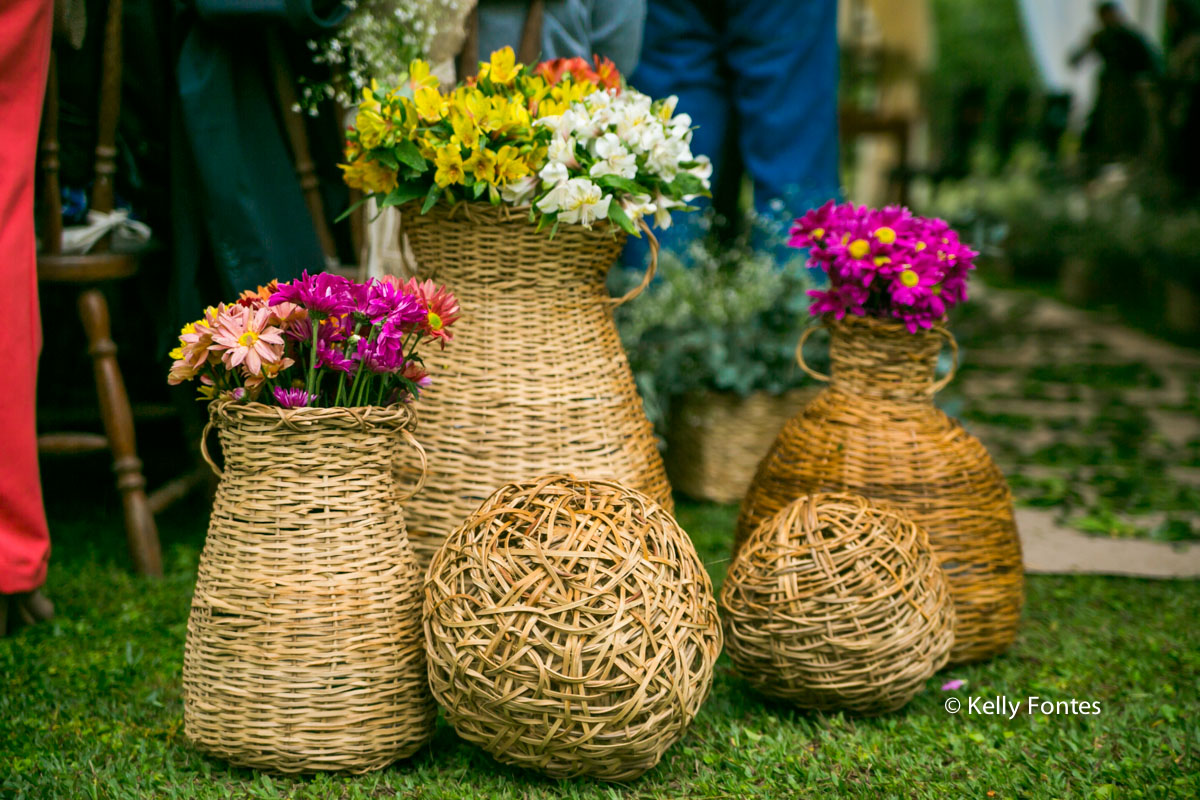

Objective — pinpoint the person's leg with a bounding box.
[624,0,730,265]
[725,0,839,246]
[0,0,53,598]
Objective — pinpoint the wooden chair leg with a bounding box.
[78,288,163,577]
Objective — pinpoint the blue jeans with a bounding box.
[625,0,840,265]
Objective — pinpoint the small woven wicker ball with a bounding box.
[424,475,722,781]
[721,492,955,714]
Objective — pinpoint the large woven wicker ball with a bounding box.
[424,475,722,781]
[721,493,954,714]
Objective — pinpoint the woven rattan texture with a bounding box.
[722,493,955,713]
[423,475,722,781]
[666,388,817,503]
[400,203,672,571]
[736,315,1024,665]
[183,402,436,773]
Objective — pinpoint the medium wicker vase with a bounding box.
[736,314,1024,665]
[399,202,672,568]
[666,388,817,503]
[183,401,436,773]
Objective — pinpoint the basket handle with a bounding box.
[394,427,428,502]
[608,218,658,307]
[796,320,961,393]
[931,325,960,394]
[199,419,222,478]
[795,323,831,382]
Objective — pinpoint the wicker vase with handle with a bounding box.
[399,201,672,568]
[736,314,1024,665]
[183,401,436,773]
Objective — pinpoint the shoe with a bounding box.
[2,590,54,635]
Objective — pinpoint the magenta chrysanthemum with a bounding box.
[270,270,355,318]
[272,387,315,408]
[790,202,976,332]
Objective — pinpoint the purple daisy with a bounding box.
[270,271,354,318]
[273,387,315,408]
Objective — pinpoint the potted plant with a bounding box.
[614,224,820,503]
[339,48,712,566]
[170,272,456,772]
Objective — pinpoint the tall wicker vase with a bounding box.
[736,315,1024,665]
[399,202,672,568]
[183,401,436,773]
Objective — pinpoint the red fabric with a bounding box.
[0,0,52,594]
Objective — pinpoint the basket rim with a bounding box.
[403,198,623,238]
[209,399,417,431]
[821,312,949,335]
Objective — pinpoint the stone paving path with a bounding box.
[951,287,1200,577]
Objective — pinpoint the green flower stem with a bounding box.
[306,315,321,399]
[348,325,379,407]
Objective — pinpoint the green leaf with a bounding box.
[607,200,638,236]
[333,194,370,223]
[393,140,427,173]
[472,180,487,199]
[669,172,709,197]
[372,150,399,171]
[379,180,427,209]
[420,183,441,214]
[595,175,649,196]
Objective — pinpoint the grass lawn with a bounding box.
[2,477,1198,799]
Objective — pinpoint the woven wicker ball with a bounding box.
[721,493,954,714]
[424,475,722,781]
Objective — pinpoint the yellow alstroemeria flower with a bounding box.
[417,130,441,161]
[465,149,498,185]
[408,58,439,90]
[355,108,390,150]
[340,158,399,195]
[413,86,445,123]
[537,97,568,118]
[434,147,465,187]
[479,46,519,85]
[463,89,494,130]
[448,108,478,149]
[494,145,529,185]
[359,80,383,113]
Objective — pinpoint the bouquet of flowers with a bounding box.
[340,47,711,236]
[167,272,459,408]
[790,202,977,332]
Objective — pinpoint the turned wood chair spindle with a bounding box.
[36,0,163,578]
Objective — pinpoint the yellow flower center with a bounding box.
[237,331,260,348]
[812,227,825,240]
[915,241,927,252]
[900,269,920,288]
[848,239,870,259]
[874,226,896,244]
[428,311,443,331]
[932,284,943,296]
[874,256,891,266]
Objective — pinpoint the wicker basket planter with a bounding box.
[424,475,722,781]
[183,401,436,773]
[722,493,955,713]
[399,202,672,569]
[666,388,816,503]
[737,315,1024,665]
